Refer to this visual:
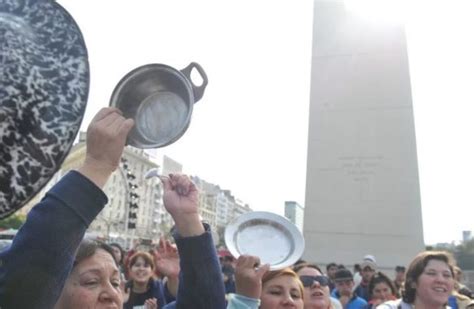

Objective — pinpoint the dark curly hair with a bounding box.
[402,251,455,303]
[368,271,397,300]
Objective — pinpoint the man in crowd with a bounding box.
[354,255,377,301]
[393,265,405,297]
[331,268,367,309]
[326,262,339,292]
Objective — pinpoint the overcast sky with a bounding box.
[59,0,474,245]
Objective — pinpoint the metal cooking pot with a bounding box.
[110,62,208,148]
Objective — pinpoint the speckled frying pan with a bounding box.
[0,0,89,218]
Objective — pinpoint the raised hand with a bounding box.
[152,237,180,278]
[78,107,134,188]
[235,255,270,299]
[144,297,157,309]
[161,174,204,237]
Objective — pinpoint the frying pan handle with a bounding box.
[181,62,208,103]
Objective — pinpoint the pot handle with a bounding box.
[180,62,208,103]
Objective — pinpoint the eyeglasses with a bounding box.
[299,275,330,287]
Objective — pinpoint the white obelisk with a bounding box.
[303,0,424,269]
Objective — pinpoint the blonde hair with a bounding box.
[262,267,304,297]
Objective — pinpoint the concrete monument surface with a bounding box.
[303,0,424,269]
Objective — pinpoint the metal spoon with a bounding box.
[145,168,161,180]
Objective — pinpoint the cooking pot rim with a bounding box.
[109,63,200,149]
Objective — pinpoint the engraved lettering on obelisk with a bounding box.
[339,155,384,182]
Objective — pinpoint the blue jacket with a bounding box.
[0,171,226,309]
[227,294,260,309]
[354,282,370,301]
[331,290,368,309]
[0,171,106,308]
[168,223,226,308]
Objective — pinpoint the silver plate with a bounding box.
[225,211,305,270]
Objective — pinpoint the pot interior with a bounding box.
[111,65,194,148]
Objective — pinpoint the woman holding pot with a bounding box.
[377,251,455,309]
[54,174,226,309]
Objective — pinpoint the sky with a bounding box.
[59,0,474,245]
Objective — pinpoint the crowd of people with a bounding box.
[0,107,473,309]
[223,252,474,309]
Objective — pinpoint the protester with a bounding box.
[222,255,237,294]
[53,239,123,308]
[121,238,180,308]
[366,272,397,308]
[293,262,342,309]
[123,251,173,308]
[326,262,338,292]
[331,269,367,309]
[109,242,127,279]
[0,108,226,308]
[393,266,406,298]
[55,172,226,308]
[227,254,304,309]
[377,251,455,309]
[0,107,134,308]
[354,256,377,301]
[454,266,474,299]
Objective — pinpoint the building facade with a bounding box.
[191,176,252,246]
[23,135,252,249]
[23,134,172,249]
[284,201,304,232]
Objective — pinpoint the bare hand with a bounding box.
[152,237,180,278]
[161,174,199,216]
[161,174,204,237]
[84,107,133,171]
[144,297,157,309]
[78,107,134,188]
[235,255,270,299]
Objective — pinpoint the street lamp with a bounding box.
[119,157,140,247]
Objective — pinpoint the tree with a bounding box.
[0,214,26,229]
[455,238,474,270]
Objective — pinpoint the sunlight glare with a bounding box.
[344,0,409,24]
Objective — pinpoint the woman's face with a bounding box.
[130,256,153,284]
[372,282,393,302]
[260,275,304,309]
[111,246,122,264]
[414,259,454,307]
[54,248,122,309]
[297,267,331,309]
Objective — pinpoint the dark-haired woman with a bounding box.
[366,272,397,308]
[54,174,226,309]
[378,251,455,309]
[109,242,127,280]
